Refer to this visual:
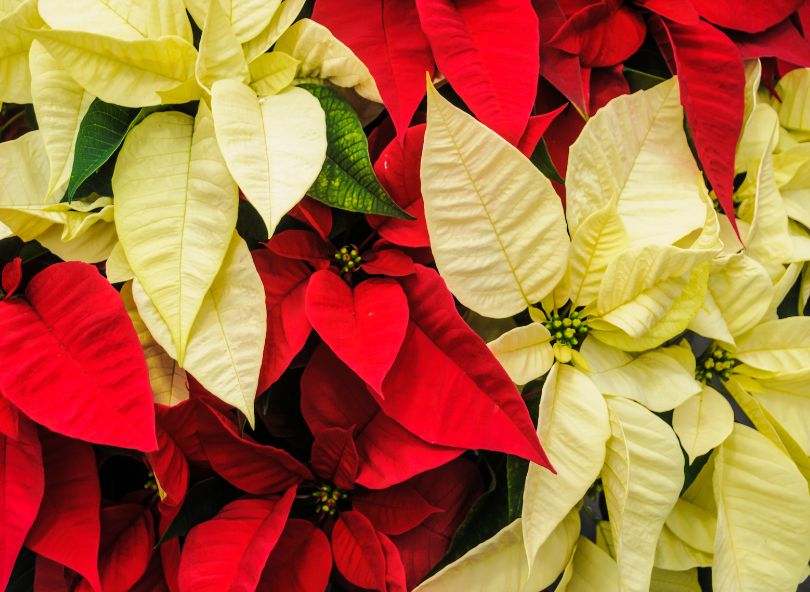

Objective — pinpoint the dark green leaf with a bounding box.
[530,139,564,184]
[506,455,529,521]
[623,67,666,93]
[299,83,412,220]
[155,476,240,545]
[236,198,269,246]
[64,99,159,202]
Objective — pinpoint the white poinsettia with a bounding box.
[419,76,721,592]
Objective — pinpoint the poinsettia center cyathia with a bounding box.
[333,245,362,274]
[544,309,589,349]
[696,346,737,383]
[312,484,349,517]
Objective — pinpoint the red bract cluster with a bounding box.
[315,0,810,225]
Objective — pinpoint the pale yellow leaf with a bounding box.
[37,216,117,263]
[673,384,734,464]
[732,316,810,374]
[33,29,198,108]
[725,377,810,485]
[144,0,193,41]
[741,59,761,133]
[750,372,810,455]
[241,0,306,62]
[566,78,705,247]
[713,424,810,592]
[601,397,684,592]
[0,0,43,103]
[420,81,568,318]
[38,0,147,40]
[650,568,700,592]
[486,323,553,385]
[523,364,609,562]
[106,241,134,283]
[212,79,326,236]
[249,51,298,97]
[688,290,735,345]
[709,254,772,339]
[415,512,579,592]
[112,107,238,364]
[133,233,265,427]
[29,41,93,199]
[591,244,710,348]
[558,537,619,592]
[772,68,810,133]
[121,282,189,407]
[736,103,776,174]
[655,526,713,572]
[185,0,281,44]
[195,0,249,92]
[274,19,381,102]
[568,196,628,308]
[581,338,700,412]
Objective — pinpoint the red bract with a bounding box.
[195,402,313,495]
[177,491,296,592]
[382,266,551,468]
[0,262,156,451]
[688,0,803,33]
[25,431,102,592]
[369,124,431,249]
[258,519,332,592]
[0,415,43,589]
[76,504,154,592]
[302,345,464,489]
[148,419,190,522]
[1,257,21,299]
[306,270,409,394]
[316,0,539,144]
[312,0,433,140]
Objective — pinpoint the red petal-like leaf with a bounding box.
[688,0,803,33]
[257,519,331,592]
[196,402,312,495]
[415,0,539,143]
[332,511,387,591]
[148,419,190,520]
[0,262,156,451]
[306,271,409,393]
[391,458,484,588]
[25,431,101,592]
[535,0,589,113]
[311,426,360,490]
[362,248,415,277]
[378,532,407,592]
[651,17,744,233]
[288,197,332,241]
[34,556,69,592]
[253,249,313,393]
[178,491,296,592]
[590,64,630,113]
[354,484,440,536]
[1,257,21,300]
[159,536,181,592]
[0,416,43,589]
[0,396,19,440]
[380,266,550,466]
[301,345,463,489]
[265,230,332,269]
[550,3,646,67]
[730,19,810,66]
[368,125,430,249]
[638,0,699,24]
[76,505,155,592]
[155,401,207,466]
[313,0,434,139]
[130,551,170,592]
[516,106,567,157]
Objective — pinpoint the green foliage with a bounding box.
[156,476,240,545]
[299,83,411,219]
[64,99,159,202]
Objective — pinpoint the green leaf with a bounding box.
[299,83,412,219]
[623,68,666,93]
[529,139,564,184]
[64,99,159,202]
[156,476,240,545]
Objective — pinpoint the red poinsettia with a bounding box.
[176,397,483,591]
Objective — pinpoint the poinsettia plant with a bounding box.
[1,0,810,591]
